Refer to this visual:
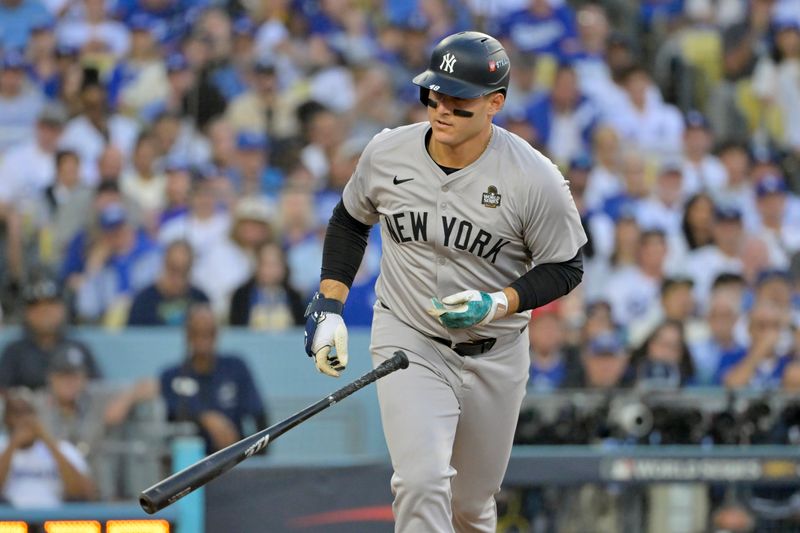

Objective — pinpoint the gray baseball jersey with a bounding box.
[342,122,587,343]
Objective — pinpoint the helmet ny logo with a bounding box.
[440,53,457,73]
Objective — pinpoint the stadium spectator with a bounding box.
[195,196,275,316]
[158,173,231,260]
[681,111,728,196]
[44,150,94,266]
[496,0,579,60]
[527,306,579,391]
[160,304,268,453]
[279,186,323,298]
[73,202,161,325]
[577,331,631,389]
[231,131,283,197]
[224,58,285,137]
[636,160,686,237]
[55,0,131,58]
[607,64,684,162]
[0,49,46,152]
[603,229,668,327]
[664,191,715,273]
[128,239,208,326]
[713,141,756,229]
[685,206,747,305]
[0,104,65,206]
[120,131,166,218]
[629,276,700,348]
[753,174,800,268]
[158,159,192,225]
[690,289,745,385]
[0,278,100,390]
[631,319,695,388]
[584,126,623,211]
[31,343,150,499]
[715,301,793,388]
[228,241,304,329]
[0,390,95,507]
[524,64,599,166]
[59,76,139,185]
[109,16,168,115]
[752,19,800,153]
[0,0,51,50]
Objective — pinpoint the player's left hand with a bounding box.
[427,289,508,329]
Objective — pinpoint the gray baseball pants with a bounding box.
[370,304,530,533]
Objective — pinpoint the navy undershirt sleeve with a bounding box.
[509,251,584,312]
[320,200,372,288]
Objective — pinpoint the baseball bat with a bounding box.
[139,351,409,514]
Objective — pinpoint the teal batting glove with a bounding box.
[427,290,508,329]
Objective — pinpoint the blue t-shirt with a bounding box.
[495,4,578,58]
[160,355,266,451]
[713,347,793,388]
[529,356,567,391]
[128,284,209,326]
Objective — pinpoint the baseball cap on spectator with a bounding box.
[56,44,80,58]
[755,268,791,287]
[588,332,625,356]
[129,14,153,33]
[755,174,788,197]
[612,201,639,223]
[714,205,743,222]
[661,276,694,295]
[751,145,781,166]
[30,19,55,33]
[252,57,277,74]
[233,17,256,37]
[48,344,89,375]
[569,153,593,172]
[1,50,26,70]
[164,157,191,173]
[37,104,67,127]
[774,18,800,33]
[658,158,683,176]
[236,131,269,151]
[23,278,62,305]
[607,31,634,50]
[98,202,128,230]
[234,197,274,224]
[684,110,710,130]
[166,53,190,73]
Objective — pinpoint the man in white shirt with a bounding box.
[0,50,45,152]
[636,160,686,237]
[685,206,746,306]
[603,229,668,327]
[0,105,66,206]
[753,174,800,269]
[59,79,138,185]
[0,392,94,507]
[56,0,130,58]
[681,110,728,196]
[607,65,684,162]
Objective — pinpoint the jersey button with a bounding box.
[437,257,446,265]
[441,185,448,192]
[441,202,447,209]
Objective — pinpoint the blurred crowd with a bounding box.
[0,0,799,514]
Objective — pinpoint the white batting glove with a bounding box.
[304,293,349,377]
[427,289,508,329]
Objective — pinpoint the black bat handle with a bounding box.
[330,351,409,404]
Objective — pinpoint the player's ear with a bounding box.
[487,92,505,116]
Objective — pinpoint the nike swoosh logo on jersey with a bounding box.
[393,176,414,185]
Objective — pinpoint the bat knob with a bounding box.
[393,350,410,369]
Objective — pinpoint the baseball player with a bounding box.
[304,31,587,532]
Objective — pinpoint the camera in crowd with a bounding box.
[514,390,800,446]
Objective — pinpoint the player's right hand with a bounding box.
[304,292,349,377]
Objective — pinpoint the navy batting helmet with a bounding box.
[412,31,511,106]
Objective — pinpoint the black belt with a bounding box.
[378,300,525,357]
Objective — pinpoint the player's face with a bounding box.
[426,91,503,147]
